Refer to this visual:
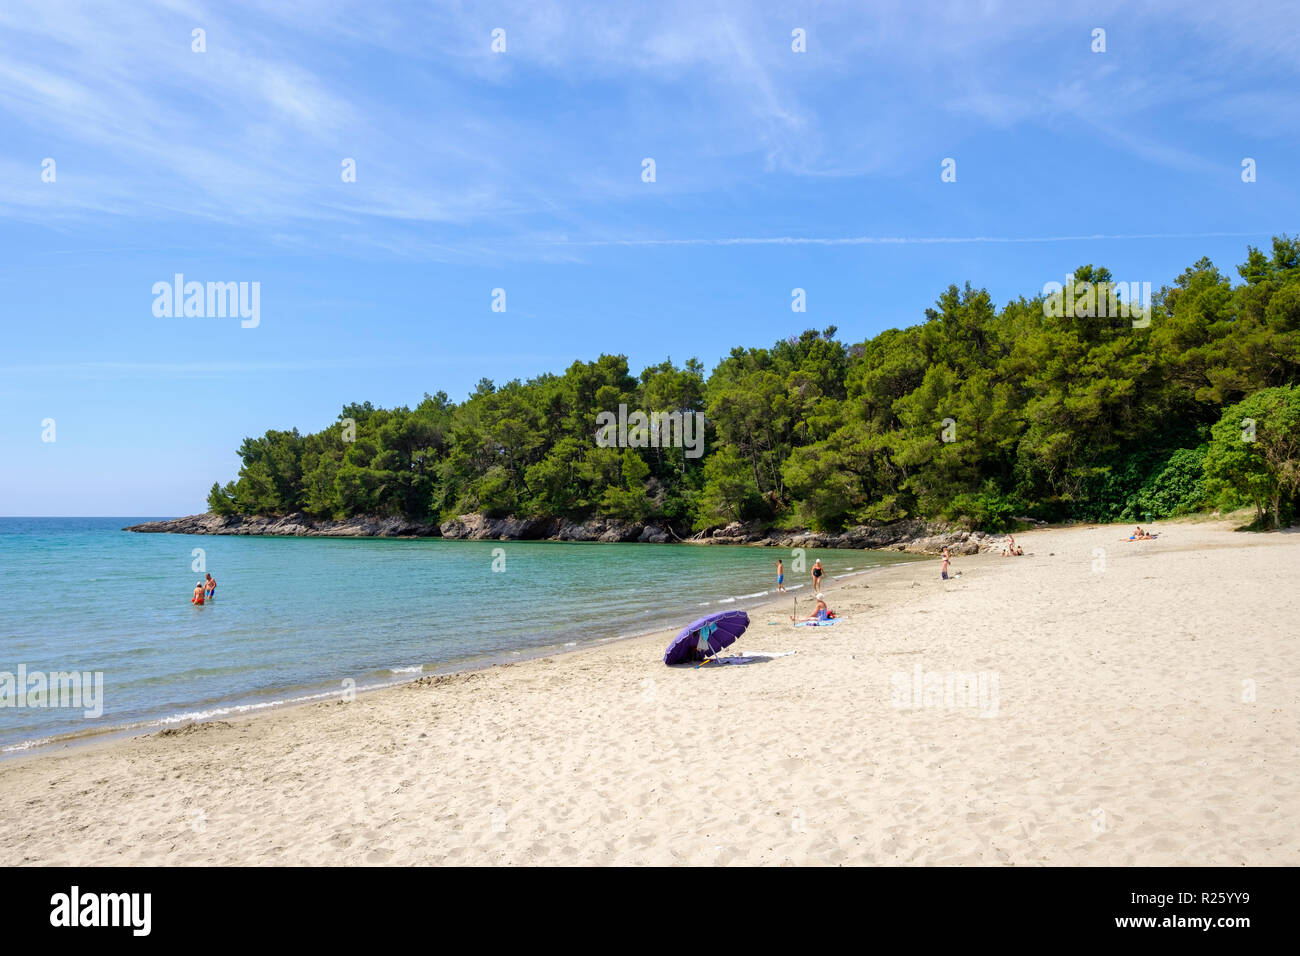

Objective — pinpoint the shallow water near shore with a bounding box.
[0,517,923,753]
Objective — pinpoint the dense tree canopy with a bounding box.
[1204,385,1300,528]
[209,238,1300,531]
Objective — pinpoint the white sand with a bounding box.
[2,518,1296,865]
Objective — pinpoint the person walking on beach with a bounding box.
[204,573,216,600]
[191,581,205,605]
[941,547,951,581]
[811,558,824,595]
[776,559,786,593]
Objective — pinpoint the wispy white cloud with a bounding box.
[549,231,1271,247]
[0,356,571,376]
[0,0,1294,258]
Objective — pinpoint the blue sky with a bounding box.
[2,0,1297,515]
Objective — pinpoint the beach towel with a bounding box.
[710,650,797,665]
[793,619,839,627]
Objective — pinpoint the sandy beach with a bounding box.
[2,518,1296,866]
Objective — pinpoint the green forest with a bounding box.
[208,237,1300,532]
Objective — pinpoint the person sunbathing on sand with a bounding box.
[793,597,835,622]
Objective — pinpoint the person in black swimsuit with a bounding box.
[811,559,824,594]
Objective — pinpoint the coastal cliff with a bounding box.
[124,513,1000,555]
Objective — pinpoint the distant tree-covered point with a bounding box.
[209,237,1300,533]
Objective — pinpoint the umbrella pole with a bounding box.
[695,626,716,667]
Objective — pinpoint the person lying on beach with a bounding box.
[793,597,835,622]
[1122,527,1158,541]
[191,582,205,605]
[204,573,216,599]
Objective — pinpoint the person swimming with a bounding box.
[204,573,216,599]
[191,582,205,605]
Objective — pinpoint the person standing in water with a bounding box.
[776,559,786,593]
[811,558,824,595]
[204,573,217,600]
[191,582,205,605]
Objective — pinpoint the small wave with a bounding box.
[3,679,416,756]
[155,688,346,724]
[389,665,423,674]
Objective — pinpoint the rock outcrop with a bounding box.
[124,512,442,538]
[700,518,997,555]
[126,512,1001,554]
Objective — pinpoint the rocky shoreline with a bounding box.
[124,512,999,555]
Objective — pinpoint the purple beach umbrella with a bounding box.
[663,610,750,666]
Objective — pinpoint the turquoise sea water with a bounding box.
[0,517,922,753]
